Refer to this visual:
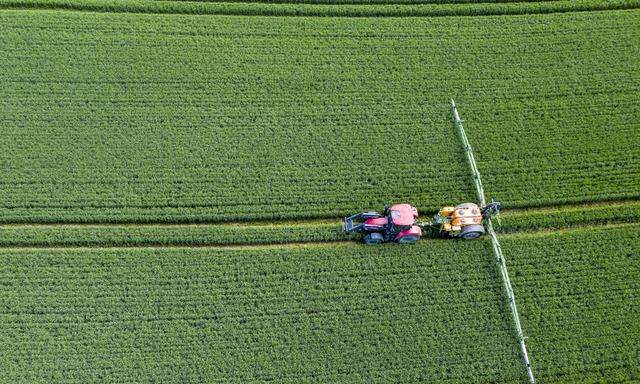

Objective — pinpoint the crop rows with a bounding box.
[165,0,566,5]
[1,9,639,223]
[0,241,523,383]
[496,201,640,234]
[502,224,640,382]
[1,222,636,382]
[0,201,637,247]
[0,222,349,247]
[0,0,638,17]
[0,2,638,384]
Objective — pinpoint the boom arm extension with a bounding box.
[451,99,535,384]
[343,211,384,233]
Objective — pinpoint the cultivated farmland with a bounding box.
[0,1,638,383]
[504,225,640,382]
[1,8,639,222]
[0,242,524,383]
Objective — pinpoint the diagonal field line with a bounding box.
[451,99,535,383]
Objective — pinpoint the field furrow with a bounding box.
[0,201,636,248]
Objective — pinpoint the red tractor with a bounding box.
[343,204,422,244]
[343,202,501,244]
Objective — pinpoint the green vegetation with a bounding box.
[0,222,348,247]
[0,241,523,382]
[0,0,638,17]
[503,225,640,382]
[1,9,639,222]
[0,201,637,247]
[1,224,637,382]
[496,201,640,234]
[1,3,639,383]
[162,0,602,5]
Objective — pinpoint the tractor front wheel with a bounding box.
[363,233,384,245]
[460,224,485,239]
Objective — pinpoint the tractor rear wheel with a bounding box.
[396,235,419,244]
[460,224,485,239]
[363,233,384,245]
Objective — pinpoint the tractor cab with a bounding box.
[387,203,418,229]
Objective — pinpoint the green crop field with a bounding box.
[0,242,524,382]
[1,225,638,382]
[1,6,639,222]
[0,1,639,382]
[504,225,640,383]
